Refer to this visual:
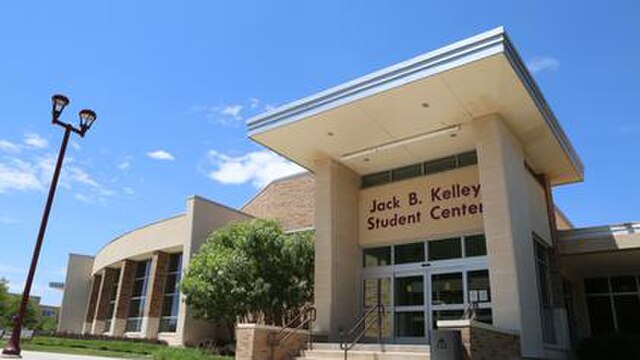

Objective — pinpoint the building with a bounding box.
[58,27,640,359]
[245,27,640,358]
[58,190,313,346]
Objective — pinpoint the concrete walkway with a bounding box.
[12,351,123,360]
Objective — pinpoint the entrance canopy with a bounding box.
[247,27,583,186]
[559,223,640,276]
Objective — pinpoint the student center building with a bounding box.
[59,28,640,359]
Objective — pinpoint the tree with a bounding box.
[0,278,8,322]
[0,280,41,330]
[180,219,314,329]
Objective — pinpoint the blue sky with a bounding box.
[1,1,638,306]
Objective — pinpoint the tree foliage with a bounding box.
[180,219,314,327]
[0,278,8,322]
[0,279,42,330]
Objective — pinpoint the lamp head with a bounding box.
[51,94,70,120]
[78,109,97,135]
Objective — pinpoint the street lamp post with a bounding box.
[2,95,97,357]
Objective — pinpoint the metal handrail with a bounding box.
[339,303,385,360]
[268,306,317,359]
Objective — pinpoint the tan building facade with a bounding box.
[245,27,640,359]
[58,196,252,346]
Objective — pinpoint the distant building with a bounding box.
[8,293,59,324]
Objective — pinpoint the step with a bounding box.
[299,349,430,360]
[310,343,430,353]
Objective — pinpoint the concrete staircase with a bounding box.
[296,343,431,360]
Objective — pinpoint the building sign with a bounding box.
[359,166,483,245]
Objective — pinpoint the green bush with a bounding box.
[576,334,640,360]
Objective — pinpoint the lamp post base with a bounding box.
[1,342,21,358]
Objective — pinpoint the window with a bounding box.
[363,247,391,267]
[467,270,491,303]
[464,234,487,257]
[585,275,640,335]
[395,242,424,264]
[395,276,424,306]
[126,260,151,332]
[424,156,457,175]
[159,253,183,332]
[428,238,462,261]
[395,311,425,337]
[457,151,478,167]
[432,273,463,305]
[104,269,121,333]
[362,171,391,188]
[534,237,556,344]
[361,151,477,189]
[392,164,423,182]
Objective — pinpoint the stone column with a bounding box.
[473,115,544,357]
[82,274,102,334]
[144,251,170,339]
[313,158,360,341]
[93,268,120,334]
[112,260,136,336]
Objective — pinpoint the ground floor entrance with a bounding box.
[360,234,492,344]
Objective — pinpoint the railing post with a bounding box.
[377,279,382,343]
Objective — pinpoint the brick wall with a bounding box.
[146,252,170,319]
[235,323,309,360]
[242,173,314,231]
[438,320,521,360]
[84,274,102,323]
[144,251,170,339]
[95,268,119,322]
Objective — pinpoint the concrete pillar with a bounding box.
[313,158,360,341]
[144,251,170,339]
[82,274,101,333]
[112,260,136,336]
[473,115,544,357]
[92,268,120,334]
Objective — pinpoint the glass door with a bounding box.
[362,276,392,341]
[394,271,428,343]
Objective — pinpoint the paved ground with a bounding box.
[8,351,122,360]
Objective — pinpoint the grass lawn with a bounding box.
[0,337,233,359]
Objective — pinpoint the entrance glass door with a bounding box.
[394,271,427,342]
[362,276,391,340]
[360,234,492,344]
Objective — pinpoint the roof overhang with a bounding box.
[247,27,584,185]
[559,223,640,276]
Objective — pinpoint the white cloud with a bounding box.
[122,186,135,195]
[0,140,21,153]
[0,215,20,224]
[117,161,131,170]
[190,99,276,125]
[146,150,175,161]
[0,151,116,204]
[0,159,44,193]
[206,150,305,188]
[221,105,243,119]
[23,133,49,149]
[527,56,560,74]
[70,141,81,150]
